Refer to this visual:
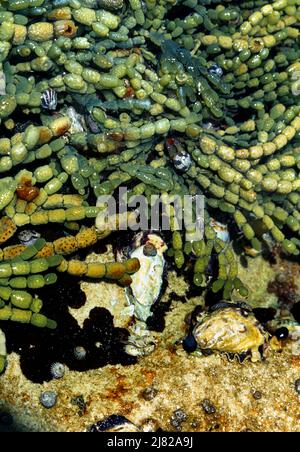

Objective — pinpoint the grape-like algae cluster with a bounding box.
[0,0,300,373]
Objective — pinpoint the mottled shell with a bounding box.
[126,234,167,323]
[173,150,192,172]
[166,137,191,173]
[18,229,41,246]
[39,391,57,409]
[208,63,224,78]
[193,303,269,362]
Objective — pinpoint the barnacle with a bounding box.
[54,20,78,38]
[0,0,299,373]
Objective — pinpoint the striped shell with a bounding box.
[41,88,58,111]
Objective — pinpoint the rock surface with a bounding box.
[0,254,299,432]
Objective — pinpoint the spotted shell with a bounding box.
[193,302,269,362]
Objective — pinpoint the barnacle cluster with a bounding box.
[0,0,299,371]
